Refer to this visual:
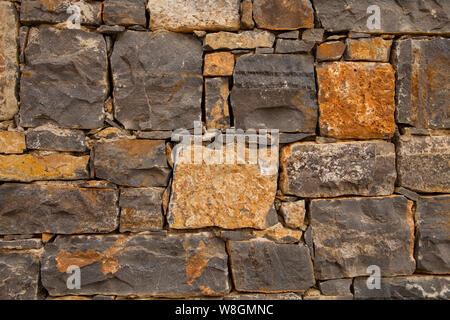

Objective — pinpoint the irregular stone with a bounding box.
[20,0,102,25]
[41,233,229,297]
[316,41,346,61]
[0,252,41,299]
[231,54,317,132]
[135,131,173,140]
[396,135,450,193]
[275,39,314,53]
[319,279,352,296]
[224,292,302,300]
[394,187,420,202]
[0,2,19,121]
[203,30,275,50]
[97,25,126,34]
[119,187,165,232]
[345,37,392,62]
[205,77,231,130]
[148,0,240,32]
[0,239,42,250]
[219,230,254,242]
[112,31,202,130]
[279,132,314,144]
[26,126,86,152]
[0,131,25,154]
[277,31,299,39]
[0,153,89,182]
[314,0,450,33]
[240,0,254,29]
[280,141,396,197]
[302,29,324,42]
[203,52,235,76]
[253,0,314,30]
[255,47,274,54]
[317,62,396,139]
[20,26,108,129]
[94,139,171,187]
[394,38,450,129]
[354,276,450,300]
[279,200,306,230]
[415,195,450,274]
[103,0,146,27]
[311,196,416,280]
[252,223,302,244]
[0,183,119,234]
[228,240,315,292]
[42,233,54,243]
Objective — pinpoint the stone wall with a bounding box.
[0,0,449,300]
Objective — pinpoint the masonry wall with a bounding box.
[0,0,449,300]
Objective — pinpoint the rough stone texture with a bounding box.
[253,0,314,30]
[316,41,346,61]
[317,62,396,139]
[345,38,392,62]
[252,223,303,244]
[311,196,416,280]
[203,30,275,50]
[278,31,299,39]
[203,52,235,76]
[0,239,42,250]
[302,29,324,43]
[319,279,352,296]
[119,187,165,232]
[103,0,146,27]
[228,240,315,292]
[279,200,306,230]
[111,31,203,130]
[415,195,450,274]
[41,233,229,297]
[94,139,171,187]
[354,276,450,300]
[394,38,450,129]
[0,131,26,154]
[0,252,41,300]
[396,135,449,193]
[275,39,314,54]
[0,183,119,234]
[26,126,86,152]
[0,153,89,182]
[148,0,240,32]
[20,26,108,129]
[0,2,19,121]
[280,141,396,198]
[231,54,317,132]
[240,0,254,29]
[224,292,302,300]
[314,0,450,33]
[205,77,231,130]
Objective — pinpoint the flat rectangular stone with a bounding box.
[253,0,314,30]
[275,39,314,53]
[280,141,396,197]
[41,233,229,297]
[104,0,146,27]
[0,239,42,250]
[0,131,26,154]
[26,126,86,152]
[205,77,231,130]
[319,279,352,296]
[311,196,416,280]
[204,30,275,50]
[0,183,119,234]
[345,38,392,62]
[316,41,346,61]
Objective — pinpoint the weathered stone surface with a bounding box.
[0,2,19,121]
[94,139,171,187]
[396,135,449,193]
[20,26,108,129]
[253,0,314,30]
[317,62,396,139]
[394,38,450,129]
[41,233,229,297]
[228,240,315,292]
[314,0,450,33]
[224,292,302,300]
[304,294,353,300]
[231,54,317,132]
[0,239,42,250]
[20,0,102,25]
[415,195,450,274]
[279,200,306,230]
[0,183,119,234]
[240,0,254,29]
[0,131,25,154]
[119,187,165,232]
[311,196,415,280]
[278,31,299,39]
[204,52,235,76]
[0,252,41,299]
[394,187,420,202]
[168,143,278,230]
[203,30,275,50]
[346,38,392,62]
[275,39,314,53]
[205,77,231,130]
[280,141,396,198]
[354,276,450,300]
[319,279,352,296]
[252,223,302,244]
[104,0,146,27]
[316,41,346,61]
[0,153,89,182]
[148,0,240,32]
[302,29,324,42]
[279,132,314,144]
[112,31,202,130]
[26,126,86,152]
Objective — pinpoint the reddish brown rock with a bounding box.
[346,38,392,62]
[240,0,254,29]
[0,131,26,154]
[316,41,346,61]
[253,0,314,30]
[204,52,235,76]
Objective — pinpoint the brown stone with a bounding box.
[317,62,396,139]
[252,223,302,244]
[346,38,392,62]
[0,131,25,154]
[205,77,231,130]
[240,0,254,29]
[253,0,314,30]
[204,52,235,76]
[316,41,346,61]
[279,200,306,230]
[203,30,275,50]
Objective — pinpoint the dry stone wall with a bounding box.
[0,0,449,300]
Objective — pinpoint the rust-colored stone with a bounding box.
[253,223,302,243]
[205,77,231,130]
[253,0,314,30]
[204,52,235,76]
[0,131,26,154]
[279,200,306,230]
[346,37,392,62]
[316,41,346,62]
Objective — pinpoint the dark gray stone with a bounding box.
[277,31,299,39]
[302,29,324,42]
[26,127,86,152]
[104,0,146,27]
[275,39,314,53]
[97,25,126,34]
[394,187,420,202]
[279,132,314,144]
[255,47,274,54]
[319,279,352,296]
[0,239,42,250]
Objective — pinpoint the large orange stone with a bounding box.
[0,131,25,154]
[203,52,235,76]
[317,62,396,139]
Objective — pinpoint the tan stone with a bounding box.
[240,0,254,29]
[253,0,314,30]
[317,62,396,139]
[279,200,306,230]
[204,31,275,50]
[0,131,25,154]
[0,153,89,182]
[346,38,392,62]
[205,77,231,130]
[42,233,54,243]
[253,223,302,243]
[204,52,235,76]
[316,41,346,61]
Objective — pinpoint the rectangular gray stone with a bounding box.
[26,126,86,152]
